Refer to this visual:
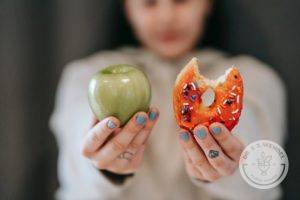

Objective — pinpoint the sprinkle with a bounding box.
[231,85,237,90]
[191,81,198,90]
[217,107,221,115]
[228,117,236,121]
[183,83,188,90]
[232,109,239,114]
[237,95,240,104]
[229,92,237,96]
[192,81,198,90]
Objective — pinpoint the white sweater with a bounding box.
[49,47,287,200]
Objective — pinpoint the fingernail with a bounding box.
[106,120,116,129]
[136,115,146,125]
[211,126,221,135]
[195,128,206,139]
[179,132,189,142]
[149,111,157,121]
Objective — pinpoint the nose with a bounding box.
[157,2,176,25]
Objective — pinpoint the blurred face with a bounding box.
[125,0,211,59]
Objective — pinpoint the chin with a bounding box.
[157,46,193,60]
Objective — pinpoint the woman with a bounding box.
[49,0,287,199]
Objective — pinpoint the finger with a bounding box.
[209,122,245,161]
[88,115,99,129]
[104,145,146,174]
[92,112,148,169]
[127,144,146,172]
[128,107,159,154]
[83,115,99,134]
[81,116,120,157]
[193,125,237,176]
[177,129,220,181]
[182,149,204,179]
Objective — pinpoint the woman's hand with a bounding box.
[178,122,245,182]
[81,107,159,175]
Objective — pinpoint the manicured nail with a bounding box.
[149,111,157,121]
[195,128,207,139]
[106,120,116,129]
[211,126,221,135]
[180,132,189,142]
[136,115,146,125]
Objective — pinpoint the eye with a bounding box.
[173,0,188,4]
[143,0,157,7]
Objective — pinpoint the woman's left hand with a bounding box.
[177,122,245,182]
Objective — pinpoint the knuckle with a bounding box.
[226,145,236,155]
[80,145,90,157]
[204,141,214,150]
[186,143,196,150]
[94,161,106,169]
[206,173,220,182]
[142,123,152,132]
[90,126,106,142]
[186,156,193,164]
[111,139,126,152]
[213,157,225,168]
[218,133,229,143]
[129,123,142,133]
[129,141,140,149]
[91,132,101,143]
[193,157,205,167]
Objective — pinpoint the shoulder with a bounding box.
[62,46,140,78]
[228,54,286,95]
[198,49,286,94]
[230,55,283,83]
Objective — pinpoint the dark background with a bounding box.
[0,0,299,199]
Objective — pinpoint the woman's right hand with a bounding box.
[81,107,159,175]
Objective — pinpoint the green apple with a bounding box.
[88,64,151,126]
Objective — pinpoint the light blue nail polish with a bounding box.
[211,126,221,135]
[195,128,206,139]
[149,111,157,121]
[107,120,116,129]
[136,115,146,125]
[180,132,189,142]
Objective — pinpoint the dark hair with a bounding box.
[106,0,221,50]
[108,0,138,49]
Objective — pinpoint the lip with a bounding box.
[158,32,182,42]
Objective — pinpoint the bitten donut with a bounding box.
[173,58,244,131]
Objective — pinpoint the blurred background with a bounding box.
[0,0,299,199]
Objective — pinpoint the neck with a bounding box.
[142,46,197,64]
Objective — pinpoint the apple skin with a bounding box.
[88,64,151,126]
